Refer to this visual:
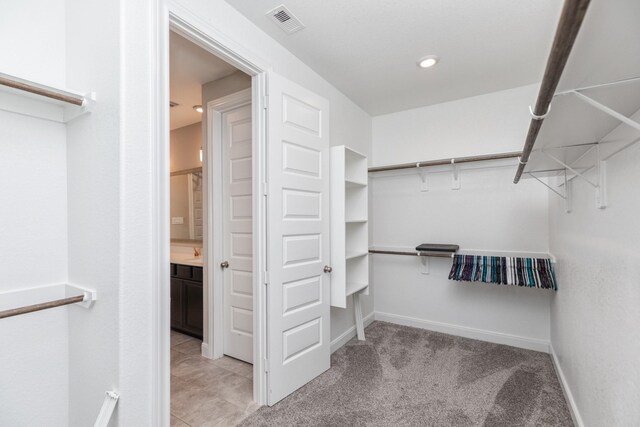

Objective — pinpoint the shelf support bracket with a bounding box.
[417,167,429,192]
[541,150,599,188]
[527,171,567,201]
[571,91,640,133]
[595,145,607,209]
[451,159,460,190]
[420,256,430,275]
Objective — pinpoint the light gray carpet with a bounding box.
[240,321,573,426]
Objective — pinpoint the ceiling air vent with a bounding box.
[267,5,305,34]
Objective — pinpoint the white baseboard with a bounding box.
[330,312,375,354]
[550,344,584,427]
[201,342,211,359]
[374,311,550,353]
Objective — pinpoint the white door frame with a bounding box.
[206,88,252,360]
[154,2,270,424]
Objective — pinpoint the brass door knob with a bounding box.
[220,261,229,269]
[324,265,332,273]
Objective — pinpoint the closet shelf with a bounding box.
[0,72,95,123]
[346,218,368,223]
[368,151,522,173]
[346,251,368,260]
[513,0,640,210]
[346,282,369,296]
[0,284,97,320]
[369,247,556,262]
[346,179,367,188]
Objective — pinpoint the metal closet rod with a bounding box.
[513,0,592,184]
[0,72,85,106]
[368,151,522,173]
[0,294,85,320]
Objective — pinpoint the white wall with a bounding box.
[371,84,553,350]
[170,122,202,172]
[65,0,121,424]
[549,110,640,426]
[0,1,69,425]
[118,0,373,423]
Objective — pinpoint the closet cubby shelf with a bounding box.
[0,72,95,123]
[345,251,369,260]
[331,145,369,341]
[513,0,640,211]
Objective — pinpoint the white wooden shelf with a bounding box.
[345,251,368,260]
[0,72,94,123]
[517,0,640,210]
[346,179,367,188]
[346,282,369,296]
[331,145,369,341]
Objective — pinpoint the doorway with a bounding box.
[168,29,258,425]
[156,7,334,425]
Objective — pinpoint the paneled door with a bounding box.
[222,102,253,363]
[266,73,331,405]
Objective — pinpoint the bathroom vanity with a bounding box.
[170,262,203,339]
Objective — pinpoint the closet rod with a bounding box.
[368,151,522,173]
[0,72,85,106]
[513,0,591,183]
[0,294,85,320]
[368,249,454,258]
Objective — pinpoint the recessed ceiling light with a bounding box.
[193,105,203,113]
[417,55,439,69]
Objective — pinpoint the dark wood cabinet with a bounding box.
[170,263,203,339]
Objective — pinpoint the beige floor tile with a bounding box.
[172,356,233,387]
[171,331,193,347]
[174,337,203,355]
[211,409,250,427]
[171,350,194,371]
[176,389,243,427]
[204,373,253,411]
[213,356,253,379]
[171,414,191,426]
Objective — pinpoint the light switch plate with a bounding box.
[171,217,184,225]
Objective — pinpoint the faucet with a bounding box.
[193,247,201,257]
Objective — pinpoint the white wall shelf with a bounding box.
[0,72,95,123]
[0,284,97,319]
[331,146,369,341]
[515,0,640,210]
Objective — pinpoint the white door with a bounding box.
[266,73,331,405]
[222,103,253,363]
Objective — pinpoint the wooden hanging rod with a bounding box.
[368,151,522,173]
[368,249,454,258]
[0,294,85,320]
[0,72,85,106]
[513,0,592,183]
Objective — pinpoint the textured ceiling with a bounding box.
[224,0,563,116]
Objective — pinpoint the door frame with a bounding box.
[154,2,270,424]
[206,88,253,360]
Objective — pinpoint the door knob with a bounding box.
[324,265,332,273]
[220,261,229,269]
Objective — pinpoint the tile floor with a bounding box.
[171,331,258,427]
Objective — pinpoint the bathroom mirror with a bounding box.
[170,167,203,243]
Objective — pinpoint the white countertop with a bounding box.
[170,253,203,267]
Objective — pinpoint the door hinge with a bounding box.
[263,94,268,110]
[263,357,269,373]
[264,271,269,285]
[262,181,268,197]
